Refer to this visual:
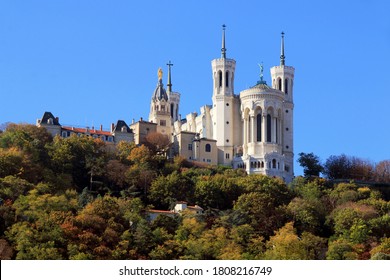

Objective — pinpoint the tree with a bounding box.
[233,192,289,238]
[326,239,357,260]
[323,154,375,181]
[297,152,323,177]
[48,135,108,192]
[263,222,326,260]
[323,154,351,179]
[374,160,390,183]
[145,132,171,156]
[148,172,194,209]
[6,187,79,259]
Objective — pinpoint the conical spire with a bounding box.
[167,61,173,93]
[280,32,285,66]
[221,24,227,59]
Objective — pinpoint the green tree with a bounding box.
[297,152,323,177]
[326,239,358,260]
[48,135,108,192]
[149,171,194,209]
[233,192,289,238]
[263,222,326,260]
[6,187,79,259]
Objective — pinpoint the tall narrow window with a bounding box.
[205,144,211,152]
[267,114,272,142]
[170,103,174,118]
[285,78,288,94]
[272,159,276,169]
[275,118,278,143]
[278,78,282,91]
[218,71,222,87]
[225,71,229,87]
[256,113,262,141]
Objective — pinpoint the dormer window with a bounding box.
[121,126,127,132]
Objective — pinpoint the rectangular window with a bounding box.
[188,144,192,150]
[225,153,230,159]
[160,120,166,126]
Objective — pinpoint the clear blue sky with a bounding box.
[1,0,389,175]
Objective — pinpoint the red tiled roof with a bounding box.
[62,126,112,136]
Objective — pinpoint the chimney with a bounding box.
[132,118,135,124]
[55,117,59,123]
[140,117,143,122]
[111,123,115,133]
[100,124,103,131]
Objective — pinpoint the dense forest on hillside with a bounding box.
[0,124,389,260]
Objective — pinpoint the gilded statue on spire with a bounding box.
[158,68,163,80]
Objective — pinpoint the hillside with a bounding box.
[0,124,389,260]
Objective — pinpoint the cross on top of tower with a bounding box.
[167,60,173,92]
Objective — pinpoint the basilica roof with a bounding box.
[153,79,168,101]
[251,81,271,91]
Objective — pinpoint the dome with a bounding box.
[251,81,271,91]
[153,79,168,101]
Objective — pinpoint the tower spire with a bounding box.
[221,24,227,59]
[167,60,173,93]
[280,32,285,66]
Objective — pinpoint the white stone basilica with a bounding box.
[148,26,295,182]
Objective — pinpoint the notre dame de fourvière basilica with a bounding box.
[37,26,295,182]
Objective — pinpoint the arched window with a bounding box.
[225,71,229,87]
[256,113,262,142]
[275,118,278,143]
[261,161,264,168]
[272,159,277,169]
[205,143,211,152]
[218,71,222,87]
[170,103,174,118]
[278,78,282,91]
[285,78,289,94]
[267,114,272,142]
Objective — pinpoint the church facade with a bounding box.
[37,26,295,183]
[150,27,295,182]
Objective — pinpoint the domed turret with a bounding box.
[153,68,168,101]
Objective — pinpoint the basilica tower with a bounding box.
[211,25,239,165]
[166,61,180,125]
[149,68,172,136]
[270,32,295,180]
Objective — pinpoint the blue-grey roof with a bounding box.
[153,79,168,101]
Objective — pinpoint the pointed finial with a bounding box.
[167,60,173,93]
[280,31,285,66]
[221,24,227,59]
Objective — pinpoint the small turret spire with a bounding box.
[280,32,285,66]
[167,61,173,93]
[221,24,227,59]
